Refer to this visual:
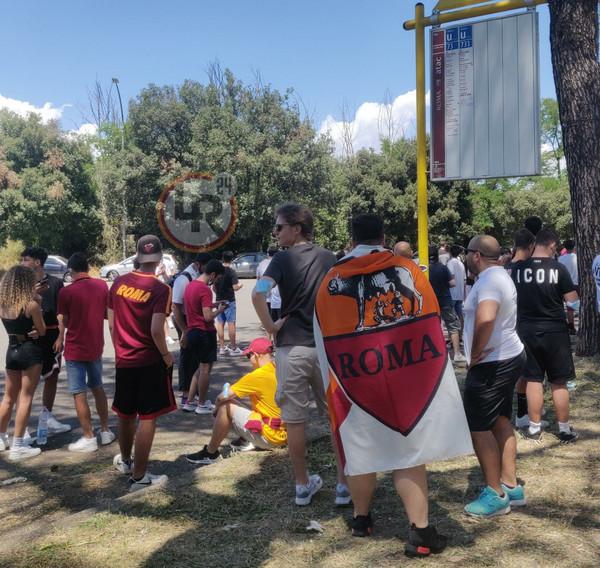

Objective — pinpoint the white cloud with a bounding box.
[73,123,98,137]
[318,90,429,156]
[0,93,68,123]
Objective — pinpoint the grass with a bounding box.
[1,355,600,567]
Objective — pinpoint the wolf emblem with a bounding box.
[327,266,423,330]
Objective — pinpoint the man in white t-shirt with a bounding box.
[462,235,526,518]
[447,245,466,341]
[172,252,213,404]
[558,240,578,334]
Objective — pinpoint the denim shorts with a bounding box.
[66,358,103,394]
[216,301,237,323]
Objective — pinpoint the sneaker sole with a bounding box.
[68,446,99,452]
[465,504,511,517]
[404,542,447,558]
[508,498,527,507]
[48,427,72,434]
[295,477,323,506]
[8,450,41,461]
[186,455,222,464]
[195,409,214,415]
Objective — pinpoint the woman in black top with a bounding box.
[0,265,46,461]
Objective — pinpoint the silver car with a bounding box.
[230,252,268,278]
[100,254,178,281]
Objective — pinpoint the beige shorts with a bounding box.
[231,406,276,450]
[275,345,328,424]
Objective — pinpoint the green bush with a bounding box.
[0,238,25,270]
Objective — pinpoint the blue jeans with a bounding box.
[66,358,103,394]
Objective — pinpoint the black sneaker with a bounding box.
[230,437,255,452]
[351,512,372,537]
[186,445,223,464]
[519,428,542,442]
[558,429,579,444]
[405,524,448,558]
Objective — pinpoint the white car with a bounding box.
[100,254,179,281]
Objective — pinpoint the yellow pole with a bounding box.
[404,0,547,31]
[415,3,429,275]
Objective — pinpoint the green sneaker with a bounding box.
[465,486,510,517]
[501,484,526,507]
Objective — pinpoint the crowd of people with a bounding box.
[0,206,594,558]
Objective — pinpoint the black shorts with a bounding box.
[112,360,176,420]
[270,307,281,322]
[188,328,217,365]
[521,330,575,384]
[464,350,526,431]
[5,340,44,371]
[39,328,62,379]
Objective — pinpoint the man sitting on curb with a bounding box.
[186,338,287,464]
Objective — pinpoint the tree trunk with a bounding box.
[548,0,600,355]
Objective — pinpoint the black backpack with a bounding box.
[166,270,193,288]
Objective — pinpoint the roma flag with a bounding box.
[314,246,473,476]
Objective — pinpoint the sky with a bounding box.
[0,1,556,153]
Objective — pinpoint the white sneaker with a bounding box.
[195,400,215,414]
[229,347,243,356]
[9,445,41,461]
[219,347,230,355]
[0,433,9,451]
[166,336,176,344]
[99,429,116,445]
[453,353,467,363]
[515,414,549,429]
[68,436,99,452]
[48,416,72,434]
[127,472,168,492]
[114,453,134,474]
[23,428,34,446]
[295,474,323,506]
[182,402,198,412]
[167,319,175,329]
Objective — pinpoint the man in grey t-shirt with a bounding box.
[252,203,349,507]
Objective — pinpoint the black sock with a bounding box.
[503,484,515,489]
[517,393,528,418]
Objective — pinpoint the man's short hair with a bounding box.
[514,228,535,250]
[195,252,213,265]
[221,250,234,263]
[535,228,558,248]
[563,239,575,250]
[22,246,48,266]
[267,246,278,257]
[203,259,225,276]
[524,216,543,236]
[67,252,89,273]
[275,203,314,241]
[450,245,462,258]
[351,213,384,244]
[428,246,439,262]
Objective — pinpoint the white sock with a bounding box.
[529,421,541,434]
[12,436,23,448]
[558,421,571,434]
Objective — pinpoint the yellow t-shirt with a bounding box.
[230,362,286,446]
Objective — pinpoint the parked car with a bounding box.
[43,255,72,283]
[230,252,268,278]
[100,254,178,281]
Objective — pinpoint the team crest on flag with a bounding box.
[315,247,473,476]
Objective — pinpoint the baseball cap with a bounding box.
[242,338,274,356]
[136,235,163,263]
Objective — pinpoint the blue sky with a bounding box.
[0,1,555,150]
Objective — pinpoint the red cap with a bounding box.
[242,338,274,356]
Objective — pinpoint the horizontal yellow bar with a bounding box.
[404,0,547,30]
[435,0,497,11]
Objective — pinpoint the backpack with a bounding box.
[166,270,193,288]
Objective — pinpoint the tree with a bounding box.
[548,0,600,355]
[540,97,564,178]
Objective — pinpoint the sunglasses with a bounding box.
[467,248,499,260]
[273,223,291,232]
[246,352,254,359]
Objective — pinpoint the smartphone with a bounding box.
[39,276,49,285]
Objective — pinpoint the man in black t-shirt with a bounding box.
[21,247,72,437]
[252,203,349,507]
[511,229,579,443]
[214,251,243,356]
[428,247,464,362]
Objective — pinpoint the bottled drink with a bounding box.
[37,406,50,445]
[223,383,230,398]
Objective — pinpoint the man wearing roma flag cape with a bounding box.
[314,214,473,559]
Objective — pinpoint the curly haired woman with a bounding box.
[0,265,46,460]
